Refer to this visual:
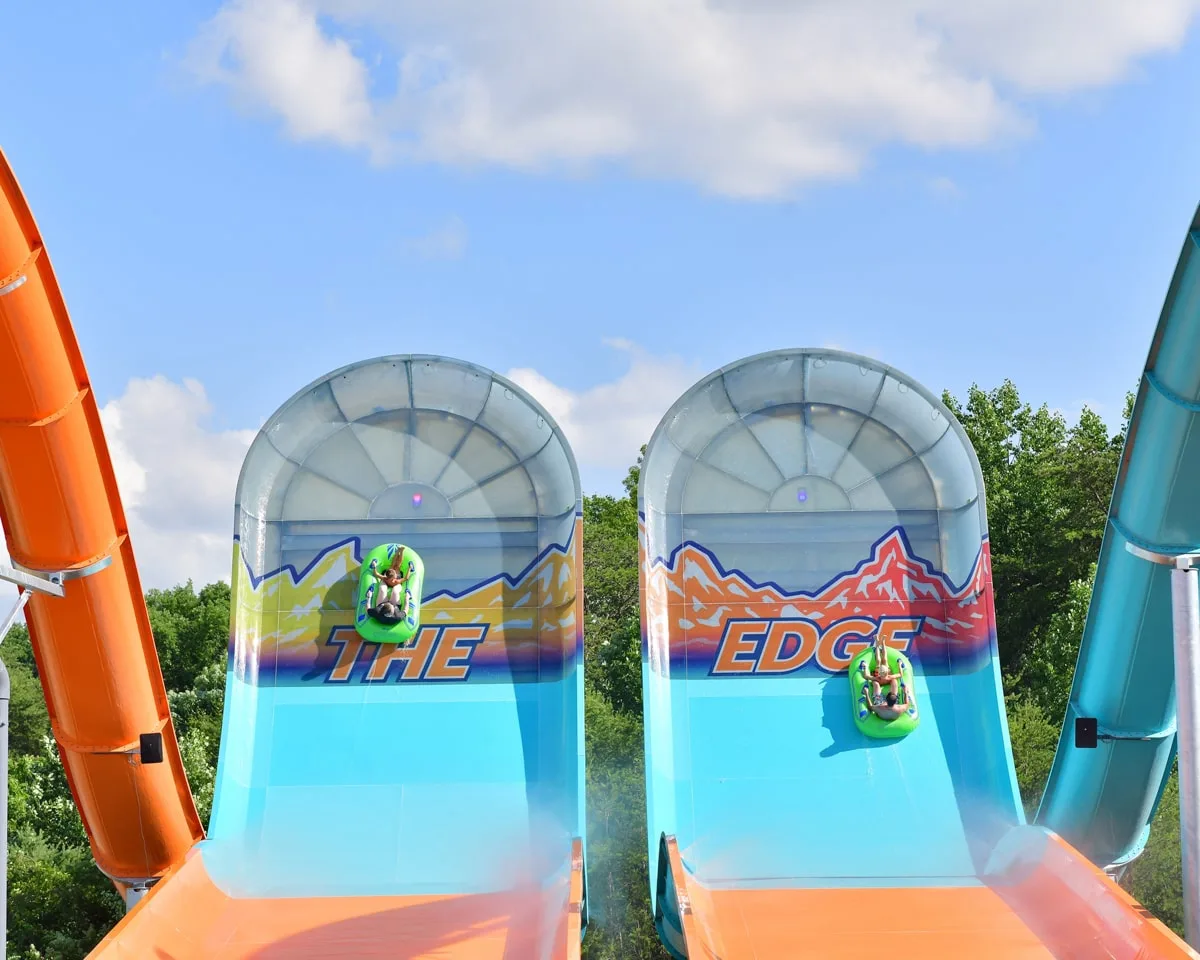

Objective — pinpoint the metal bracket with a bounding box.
[1125,542,1200,570]
[1074,716,1173,747]
[0,563,66,645]
[0,564,65,598]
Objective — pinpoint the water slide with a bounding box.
[638,348,1197,958]
[0,149,586,957]
[1037,205,1200,872]
[90,355,588,957]
[0,149,204,890]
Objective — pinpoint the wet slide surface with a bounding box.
[638,349,1196,958]
[92,846,582,958]
[91,357,588,957]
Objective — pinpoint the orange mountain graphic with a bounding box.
[641,527,994,674]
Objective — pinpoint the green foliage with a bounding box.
[9,737,89,850]
[167,660,227,774]
[6,735,123,960]
[178,727,216,827]
[1014,566,1094,724]
[145,580,232,692]
[7,834,123,960]
[5,581,233,959]
[2,623,56,757]
[3,623,39,674]
[622,445,645,502]
[580,448,667,958]
[1126,769,1183,936]
[943,383,1121,673]
[583,489,643,717]
[1004,697,1059,817]
[581,690,666,959]
[9,659,50,758]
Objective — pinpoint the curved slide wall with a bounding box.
[638,349,1194,958]
[94,355,587,957]
[0,150,203,887]
[1038,206,1200,870]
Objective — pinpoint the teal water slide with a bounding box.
[1038,206,1200,871]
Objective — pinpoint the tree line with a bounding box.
[1,378,1183,959]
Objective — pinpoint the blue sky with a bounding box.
[3,1,1200,586]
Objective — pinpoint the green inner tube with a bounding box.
[355,543,425,646]
[849,645,919,740]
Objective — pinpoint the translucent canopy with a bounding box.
[640,349,985,520]
[235,355,579,524]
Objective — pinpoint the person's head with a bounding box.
[886,692,897,707]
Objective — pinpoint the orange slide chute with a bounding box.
[89,842,587,958]
[661,834,1195,959]
[0,149,203,885]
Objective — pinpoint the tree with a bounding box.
[3,624,51,756]
[943,383,1123,675]
[581,690,667,959]
[5,581,233,959]
[145,580,232,692]
[582,457,644,717]
[1126,769,1183,935]
[580,449,667,958]
[1014,566,1095,724]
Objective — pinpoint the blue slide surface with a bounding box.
[197,355,587,955]
[635,349,1198,960]
[638,350,1028,950]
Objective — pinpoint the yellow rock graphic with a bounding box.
[230,539,580,671]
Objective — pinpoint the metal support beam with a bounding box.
[124,882,150,912]
[1126,542,1200,947]
[0,563,64,599]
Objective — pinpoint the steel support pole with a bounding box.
[1126,543,1200,948]
[1172,557,1200,948]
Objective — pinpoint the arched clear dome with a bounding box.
[234,355,580,589]
[640,348,987,588]
[237,356,576,525]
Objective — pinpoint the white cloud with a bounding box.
[506,340,701,490]
[188,0,386,158]
[0,377,254,612]
[404,216,468,260]
[188,0,1200,198]
[98,377,256,590]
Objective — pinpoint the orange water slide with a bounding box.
[89,840,586,959]
[0,149,203,886]
[660,834,1196,959]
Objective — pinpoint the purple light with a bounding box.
[797,488,808,503]
[412,493,423,507]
